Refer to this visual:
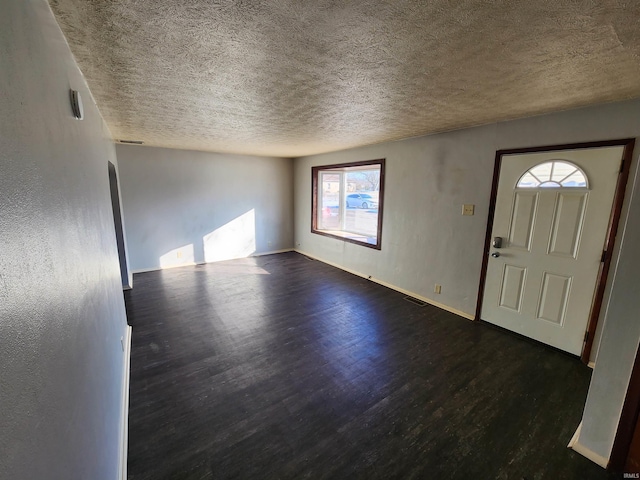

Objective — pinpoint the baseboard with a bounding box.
[131,263,198,274]
[119,326,132,480]
[252,248,294,257]
[294,249,475,321]
[130,249,295,275]
[568,422,609,469]
[567,421,582,449]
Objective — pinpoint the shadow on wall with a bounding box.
[159,209,257,269]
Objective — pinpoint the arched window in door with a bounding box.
[516,160,588,189]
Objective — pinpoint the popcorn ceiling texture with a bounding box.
[49,0,640,157]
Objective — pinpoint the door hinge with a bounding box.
[601,250,607,263]
[584,330,589,342]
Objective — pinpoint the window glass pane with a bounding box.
[517,161,588,189]
[517,172,539,188]
[530,163,552,182]
[551,161,577,182]
[319,172,340,230]
[561,171,587,187]
[344,169,380,238]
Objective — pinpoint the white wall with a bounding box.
[116,144,294,272]
[579,161,640,460]
[0,1,129,479]
[294,99,640,462]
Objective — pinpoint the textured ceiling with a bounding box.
[49,0,640,157]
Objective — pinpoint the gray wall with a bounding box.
[0,1,129,479]
[295,124,497,317]
[116,145,294,272]
[579,161,640,459]
[293,99,640,462]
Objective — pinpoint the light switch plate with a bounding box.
[462,204,475,216]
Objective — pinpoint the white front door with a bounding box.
[481,146,624,355]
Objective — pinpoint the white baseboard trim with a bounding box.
[119,325,132,480]
[567,421,581,449]
[294,249,475,321]
[568,422,609,469]
[253,248,294,257]
[130,248,473,320]
[130,249,295,275]
[131,263,198,274]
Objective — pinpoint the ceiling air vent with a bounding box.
[118,140,144,145]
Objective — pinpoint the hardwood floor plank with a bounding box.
[126,252,614,479]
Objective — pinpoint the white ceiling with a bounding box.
[49,0,640,158]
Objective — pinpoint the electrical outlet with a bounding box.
[434,284,442,294]
[462,204,475,216]
[268,241,272,247]
[176,251,183,258]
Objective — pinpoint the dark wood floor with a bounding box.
[125,252,615,480]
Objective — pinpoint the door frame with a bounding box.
[474,138,635,363]
[609,341,640,471]
[108,161,132,290]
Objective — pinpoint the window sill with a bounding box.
[312,229,380,249]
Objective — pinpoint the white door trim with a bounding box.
[119,325,132,480]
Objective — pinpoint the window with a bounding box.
[517,160,588,188]
[312,159,385,249]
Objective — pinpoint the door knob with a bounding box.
[491,252,500,258]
